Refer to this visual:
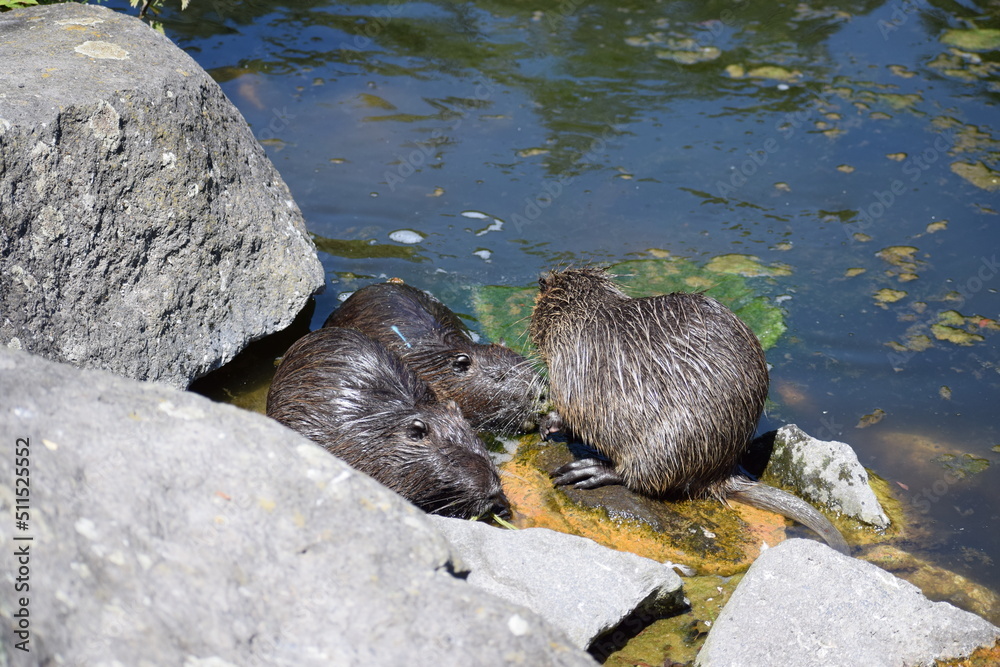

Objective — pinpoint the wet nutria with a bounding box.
[266,326,509,520]
[323,281,545,433]
[529,266,849,555]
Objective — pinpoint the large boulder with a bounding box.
[0,3,324,389]
[0,347,595,666]
[695,539,1000,666]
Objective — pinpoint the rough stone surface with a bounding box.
[0,348,596,666]
[430,515,687,649]
[0,4,324,389]
[767,424,890,528]
[695,539,1000,667]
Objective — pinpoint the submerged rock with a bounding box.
[430,515,687,650]
[0,348,595,666]
[695,539,1000,667]
[0,4,324,388]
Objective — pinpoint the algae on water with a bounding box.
[472,257,788,357]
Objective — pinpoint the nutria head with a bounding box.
[325,282,546,433]
[267,327,509,519]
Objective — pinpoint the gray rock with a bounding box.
[0,4,324,389]
[0,348,596,666]
[767,424,890,528]
[430,515,687,650]
[695,539,1000,667]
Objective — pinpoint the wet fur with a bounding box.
[530,267,848,554]
[266,327,508,519]
[324,282,545,433]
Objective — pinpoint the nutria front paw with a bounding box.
[552,458,623,489]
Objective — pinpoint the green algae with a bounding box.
[472,256,788,359]
[941,28,1000,52]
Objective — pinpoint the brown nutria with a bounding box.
[266,326,509,520]
[529,266,849,555]
[323,281,545,434]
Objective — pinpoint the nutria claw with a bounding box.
[552,458,625,489]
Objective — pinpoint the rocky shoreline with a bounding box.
[1,4,998,665]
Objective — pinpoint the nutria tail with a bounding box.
[728,480,850,555]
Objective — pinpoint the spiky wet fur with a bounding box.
[266,327,508,519]
[324,282,546,433]
[530,266,769,500]
[529,267,850,555]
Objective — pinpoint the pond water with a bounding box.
[116,0,1000,603]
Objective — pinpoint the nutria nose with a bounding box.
[490,492,511,520]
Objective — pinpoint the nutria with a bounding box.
[323,281,545,434]
[266,326,509,520]
[529,267,849,555]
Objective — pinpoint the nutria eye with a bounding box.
[452,354,472,373]
[407,419,428,441]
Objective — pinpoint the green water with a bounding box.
[133,0,999,607]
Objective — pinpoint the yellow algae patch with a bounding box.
[704,253,792,277]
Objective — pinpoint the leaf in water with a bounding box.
[941,28,1000,52]
[856,408,886,428]
[877,93,922,111]
[473,257,788,356]
[654,45,721,64]
[725,64,746,78]
[950,161,1000,192]
[517,148,550,158]
[746,66,801,82]
[873,288,907,306]
[939,386,952,400]
[845,268,866,278]
[876,245,919,271]
[931,324,985,346]
[356,93,397,110]
[904,334,933,352]
[926,220,948,233]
